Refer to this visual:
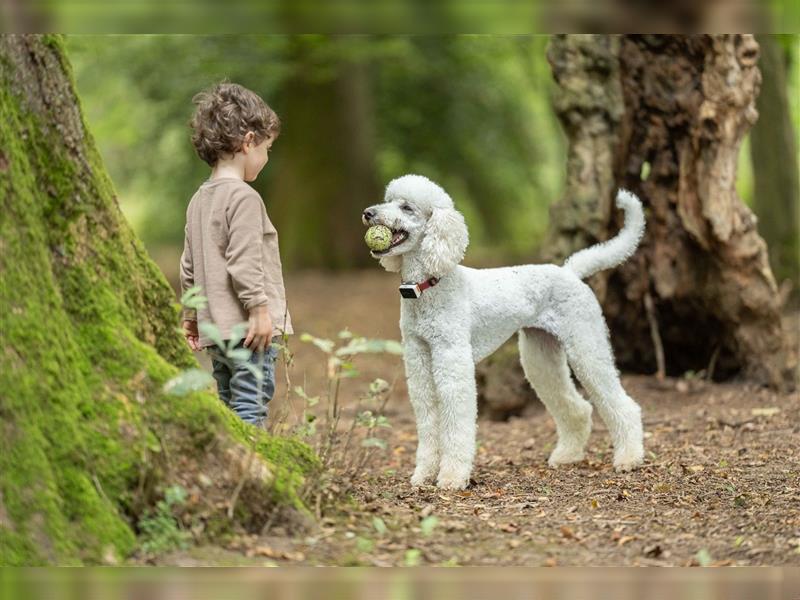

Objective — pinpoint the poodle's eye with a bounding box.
[401,204,414,213]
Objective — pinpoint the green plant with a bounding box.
[137,485,192,555]
[283,329,402,517]
[296,331,399,468]
[172,289,403,525]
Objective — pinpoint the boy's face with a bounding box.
[243,133,275,182]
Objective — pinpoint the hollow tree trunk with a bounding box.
[546,34,791,387]
[0,34,315,565]
[479,34,793,419]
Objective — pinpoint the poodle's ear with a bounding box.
[419,207,468,278]
[379,254,403,273]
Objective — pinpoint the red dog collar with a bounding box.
[398,277,440,299]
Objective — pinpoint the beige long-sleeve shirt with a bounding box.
[179,177,293,348]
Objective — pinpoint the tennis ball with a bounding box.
[365,225,392,251]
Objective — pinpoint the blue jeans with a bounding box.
[207,337,280,427]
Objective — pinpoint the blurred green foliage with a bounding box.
[66,35,797,274]
[66,35,565,271]
[738,34,800,208]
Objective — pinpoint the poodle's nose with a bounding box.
[362,208,376,222]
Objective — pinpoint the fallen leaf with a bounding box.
[420,516,439,537]
[618,535,635,546]
[404,548,422,567]
[751,407,780,417]
[372,517,388,536]
[695,548,713,567]
[250,546,278,558]
[282,551,305,562]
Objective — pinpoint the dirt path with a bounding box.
[303,375,799,566]
[164,271,800,566]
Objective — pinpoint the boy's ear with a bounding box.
[242,131,255,151]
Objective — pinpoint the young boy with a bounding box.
[180,81,293,427]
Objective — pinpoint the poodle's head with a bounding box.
[362,174,469,277]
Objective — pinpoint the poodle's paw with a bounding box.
[547,444,586,468]
[436,470,470,490]
[410,466,436,487]
[613,444,644,472]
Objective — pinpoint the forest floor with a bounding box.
[156,270,800,567]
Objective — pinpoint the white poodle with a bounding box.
[362,174,646,490]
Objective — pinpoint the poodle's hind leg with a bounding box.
[519,328,593,467]
[403,337,441,486]
[562,323,644,471]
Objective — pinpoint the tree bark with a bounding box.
[479,35,793,418]
[0,35,315,565]
[545,34,791,388]
[750,34,800,287]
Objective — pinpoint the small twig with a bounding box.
[315,488,323,521]
[151,426,172,473]
[136,441,149,503]
[716,418,756,429]
[706,345,721,382]
[279,329,299,422]
[338,396,365,470]
[320,366,343,469]
[92,473,111,506]
[227,449,256,519]
[644,291,666,380]
[260,504,282,536]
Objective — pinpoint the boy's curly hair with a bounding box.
[189,81,281,167]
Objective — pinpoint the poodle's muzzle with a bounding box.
[362,208,409,257]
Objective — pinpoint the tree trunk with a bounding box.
[0,35,316,565]
[619,34,791,386]
[267,37,382,270]
[542,34,792,389]
[750,34,800,287]
[479,34,793,419]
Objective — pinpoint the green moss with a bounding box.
[0,35,317,565]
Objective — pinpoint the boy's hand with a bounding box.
[245,305,273,352]
[183,319,201,351]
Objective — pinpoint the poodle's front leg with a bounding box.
[431,344,477,490]
[403,338,440,486]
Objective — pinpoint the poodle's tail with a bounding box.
[563,189,645,280]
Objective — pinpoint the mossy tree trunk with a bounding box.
[0,34,316,566]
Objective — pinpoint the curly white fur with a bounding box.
[563,189,645,279]
[363,174,646,490]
